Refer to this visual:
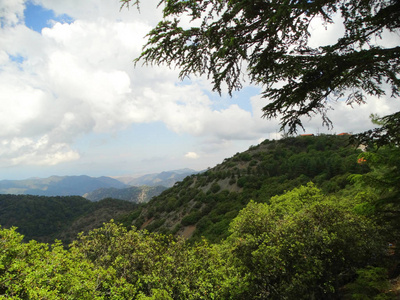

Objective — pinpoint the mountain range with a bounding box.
[0,135,368,243]
[113,168,199,187]
[83,185,168,202]
[0,169,198,200]
[0,175,126,196]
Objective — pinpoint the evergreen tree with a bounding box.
[123,0,400,133]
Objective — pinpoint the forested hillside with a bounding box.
[122,134,369,242]
[1,134,399,298]
[0,195,137,244]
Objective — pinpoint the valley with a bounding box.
[1,134,399,298]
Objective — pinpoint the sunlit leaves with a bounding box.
[225,184,386,298]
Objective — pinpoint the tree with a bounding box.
[353,112,400,148]
[226,184,386,299]
[0,226,104,299]
[122,0,399,133]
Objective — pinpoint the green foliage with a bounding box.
[0,180,394,299]
[181,211,201,226]
[209,182,221,193]
[127,0,400,133]
[71,222,236,299]
[353,112,400,148]
[226,184,386,299]
[0,195,136,244]
[124,135,368,242]
[345,267,395,299]
[0,226,104,299]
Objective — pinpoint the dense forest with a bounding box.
[0,195,137,244]
[1,134,399,299]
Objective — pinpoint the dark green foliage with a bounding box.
[226,184,387,299]
[209,182,221,193]
[126,0,400,133]
[123,135,368,242]
[0,194,136,244]
[181,211,201,226]
[1,181,394,298]
[353,112,400,148]
[345,267,395,299]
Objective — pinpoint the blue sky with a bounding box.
[0,0,399,180]
[24,1,73,32]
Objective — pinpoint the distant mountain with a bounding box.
[0,175,128,196]
[84,185,167,203]
[115,168,199,187]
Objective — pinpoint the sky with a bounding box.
[0,0,399,180]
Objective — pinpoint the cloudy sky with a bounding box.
[1,0,399,180]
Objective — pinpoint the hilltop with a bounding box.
[119,134,368,242]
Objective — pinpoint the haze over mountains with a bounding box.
[0,169,198,201]
[114,168,200,187]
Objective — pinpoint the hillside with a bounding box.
[120,134,369,242]
[0,175,128,196]
[1,133,399,299]
[0,194,137,244]
[0,135,367,245]
[84,185,167,202]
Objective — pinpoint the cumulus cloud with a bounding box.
[0,0,265,168]
[0,0,399,172]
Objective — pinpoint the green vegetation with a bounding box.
[125,0,400,133]
[1,133,399,298]
[0,195,137,244]
[0,179,398,298]
[2,0,399,296]
[125,134,369,242]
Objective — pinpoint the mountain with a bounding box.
[118,134,369,242]
[115,168,199,187]
[84,185,167,203]
[0,135,367,244]
[0,175,128,196]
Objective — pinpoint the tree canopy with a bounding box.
[123,0,400,133]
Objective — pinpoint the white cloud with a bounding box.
[0,0,399,175]
[185,152,199,159]
[0,0,25,26]
[0,1,266,169]
[308,13,345,48]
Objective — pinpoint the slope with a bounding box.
[120,134,368,242]
[0,194,137,244]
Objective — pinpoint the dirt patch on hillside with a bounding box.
[180,225,196,239]
[140,217,154,230]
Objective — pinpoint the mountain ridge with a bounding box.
[0,169,199,197]
[83,185,168,203]
[0,175,127,196]
[114,168,199,187]
[119,134,368,242]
